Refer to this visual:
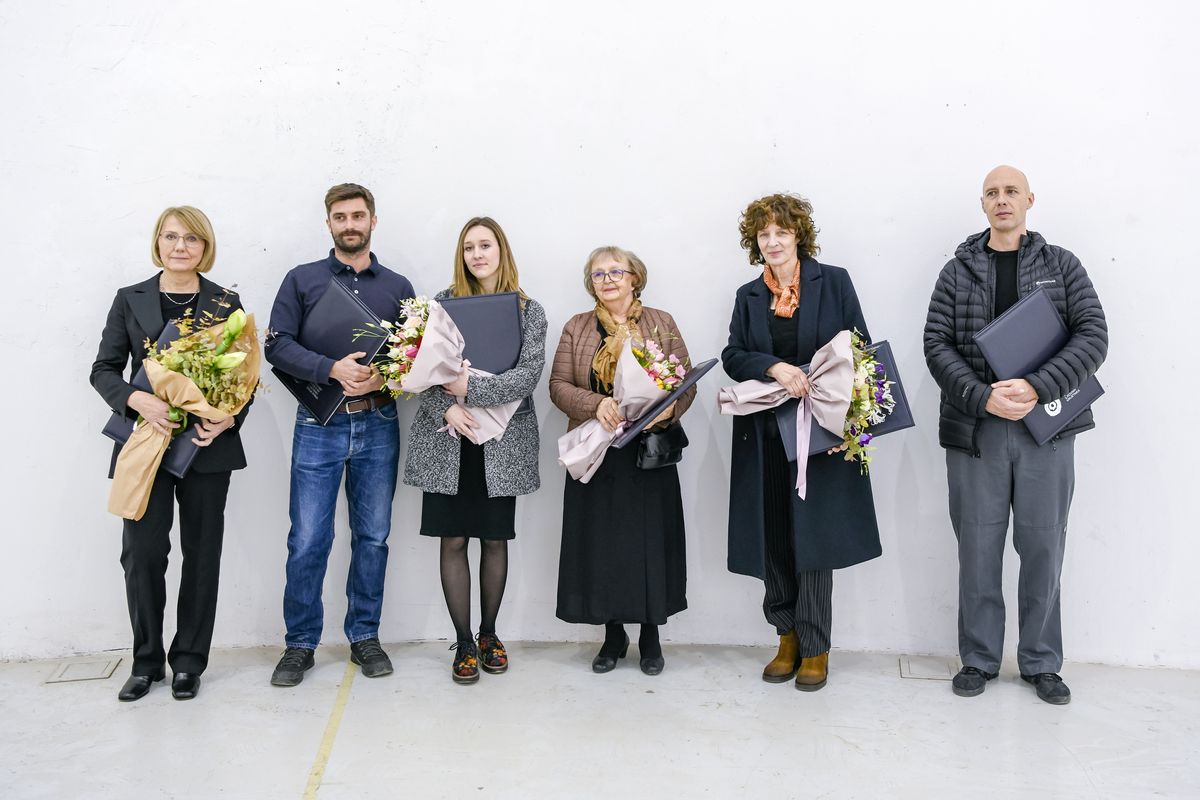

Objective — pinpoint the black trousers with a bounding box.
[761,426,833,657]
[120,469,231,676]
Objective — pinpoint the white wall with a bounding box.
[1,1,1196,668]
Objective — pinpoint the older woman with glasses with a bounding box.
[91,206,251,702]
[550,246,696,675]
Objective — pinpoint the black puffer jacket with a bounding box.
[924,230,1108,454]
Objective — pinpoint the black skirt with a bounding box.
[556,438,687,625]
[420,439,516,540]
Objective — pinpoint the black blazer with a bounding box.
[91,273,250,476]
[721,258,881,577]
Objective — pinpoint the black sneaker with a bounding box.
[350,637,394,678]
[271,647,315,687]
[1021,672,1071,705]
[952,666,998,697]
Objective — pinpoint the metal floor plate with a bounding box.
[45,658,122,684]
[898,655,959,681]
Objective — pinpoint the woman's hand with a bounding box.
[442,368,469,398]
[595,396,623,433]
[766,362,811,398]
[649,401,676,428]
[127,390,179,436]
[444,403,478,437]
[192,416,235,447]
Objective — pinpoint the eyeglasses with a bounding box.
[159,232,205,249]
[590,268,628,284]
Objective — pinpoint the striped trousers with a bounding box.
[762,428,832,657]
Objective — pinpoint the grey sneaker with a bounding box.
[271,647,315,687]
[1022,672,1071,705]
[350,638,394,678]
[952,666,998,697]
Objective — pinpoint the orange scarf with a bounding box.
[763,264,801,318]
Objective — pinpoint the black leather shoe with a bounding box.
[952,666,998,697]
[171,672,201,700]
[639,655,665,676]
[350,637,393,678]
[1022,672,1072,705]
[591,633,630,674]
[118,672,164,702]
[271,647,315,687]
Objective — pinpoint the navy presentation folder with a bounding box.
[100,321,202,479]
[271,277,389,425]
[776,339,915,461]
[973,287,1104,445]
[438,292,532,415]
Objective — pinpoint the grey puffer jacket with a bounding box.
[923,230,1108,455]
[403,292,547,497]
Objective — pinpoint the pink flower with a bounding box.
[405,346,419,359]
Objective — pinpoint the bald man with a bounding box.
[923,166,1108,705]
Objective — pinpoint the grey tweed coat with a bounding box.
[403,291,547,497]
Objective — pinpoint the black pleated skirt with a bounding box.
[556,439,687,625]
[420,439,516,540]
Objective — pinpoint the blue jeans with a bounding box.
[284,403,399,648]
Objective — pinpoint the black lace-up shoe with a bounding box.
[350,638,393,678]
[952,666,998,697]
[271,647,315,687]
[1022,672,1071,705]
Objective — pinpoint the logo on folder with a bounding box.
[1044,399,1062,417]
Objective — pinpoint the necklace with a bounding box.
[161,290,199,305]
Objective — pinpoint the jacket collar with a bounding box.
[745,258,824,356]
[128,273,233,339]
[955,229,1047,282]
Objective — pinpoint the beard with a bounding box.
[333,228,371,254]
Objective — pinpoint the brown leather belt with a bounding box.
[338,393,393,414]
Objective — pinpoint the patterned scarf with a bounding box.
[763,263,801,318]
[591,299,644,392]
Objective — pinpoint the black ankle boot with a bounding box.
[638,624,664,676]
[592,624,629,673]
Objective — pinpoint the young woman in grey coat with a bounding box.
[403,217,547,684]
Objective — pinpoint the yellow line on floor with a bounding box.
[302,661,357,799]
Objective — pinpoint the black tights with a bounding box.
[599,621,661,660]
[440,537,509,643]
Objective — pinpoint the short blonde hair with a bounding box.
[583,246,647,301]
[151,206,217,274]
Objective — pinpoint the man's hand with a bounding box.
[766,362,810,398]
[330,352,371,384]
[595,396,623,433]
[192,416,235,447]
[127,390,179,436]
[985,388,1037,420]
[341,370,384,397]
[991,378,1037,404]
[444,403,477,437]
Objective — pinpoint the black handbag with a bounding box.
[636,423,688,470]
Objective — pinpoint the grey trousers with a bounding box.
[947,417,1075,675]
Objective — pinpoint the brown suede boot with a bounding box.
[762,631,800,683]
[794,651,828,691]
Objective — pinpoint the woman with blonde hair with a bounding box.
[91,206,251,702]
[404,216,547,684]
[550,246,696,675]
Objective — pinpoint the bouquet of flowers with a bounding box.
[842,330,896,471]
[360,295,432,397]
[109,308,261,520]
[366,298,521,445]
[558,335,687,483]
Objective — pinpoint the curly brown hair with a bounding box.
[738,193,820,265]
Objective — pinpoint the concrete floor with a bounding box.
[1,643,1196,799]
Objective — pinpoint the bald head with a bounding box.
[980,165,1035,243]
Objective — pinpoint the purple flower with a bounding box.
[874,364,885,375]
[859,433,873,445]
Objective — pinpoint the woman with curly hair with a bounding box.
[721,193,881,691]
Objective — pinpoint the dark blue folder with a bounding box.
[973,287,1104,445]
[776,339,915,461]
[439,292,532,415]
[271,278,389,425]
[101,322,202,479]
[612,358,720,449]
